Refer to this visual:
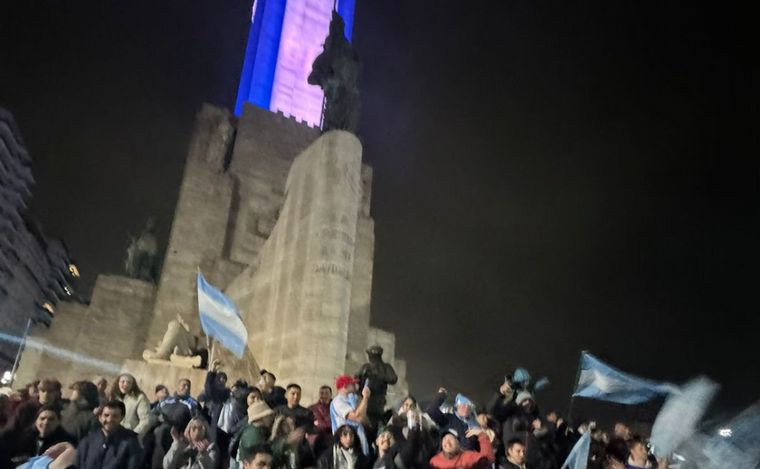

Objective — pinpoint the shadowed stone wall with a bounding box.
[15,275,155,386]
[227,104,321,266]
[147,105,235,344]
[226,131,363,400]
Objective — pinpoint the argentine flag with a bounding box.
[561,431,590,469]
[572,351,676,404]
[197,273,248,358]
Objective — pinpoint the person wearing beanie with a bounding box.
[502,391,544,469]
[231,400,275,465]
[329,374,371,455]
[429,427,495,469]
[515,392,534,406]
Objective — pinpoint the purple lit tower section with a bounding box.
[234,0,356,127]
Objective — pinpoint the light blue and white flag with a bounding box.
[650,376,719,458]
[197,272,247,358]
[572,351,677,404]
[561,431,591,469]
[699,400,760,469]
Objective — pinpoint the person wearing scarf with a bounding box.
[425,388,480,451]
[318,425,369,469]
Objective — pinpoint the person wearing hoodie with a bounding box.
[61,380,100,442]
[202,359,230,436]
[429,427,494,469]
[425,388,480,451]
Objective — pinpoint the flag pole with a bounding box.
[567,350,587,426]
[206,335,216,368]
[197,266,215,368]
[9,317,33,387]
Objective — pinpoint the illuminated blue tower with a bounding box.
[234,0,356,126]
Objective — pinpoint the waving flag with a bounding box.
[572,351,676,404]
[197,272,248,358]
[561,431,591,469]
[650,376,719,458]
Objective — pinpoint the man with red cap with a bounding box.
[329,374,371,454]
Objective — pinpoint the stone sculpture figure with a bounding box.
[142,315,202,368]
[357,345,398,426]
[308,10,361,133]
[125,218,160,282]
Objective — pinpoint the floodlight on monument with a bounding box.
[718,428,732,438]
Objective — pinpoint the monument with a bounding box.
[14,4,409,404]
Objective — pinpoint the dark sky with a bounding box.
[1,1,757,416]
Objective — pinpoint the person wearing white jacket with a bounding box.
[110,373,151,439]
[163,416,219,469]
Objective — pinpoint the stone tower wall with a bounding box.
[147,105,236,344]
[226,104,321,267]
[225,131,363,401]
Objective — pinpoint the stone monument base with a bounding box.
[121,359,209,399]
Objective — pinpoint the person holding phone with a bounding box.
[329,375,371,455]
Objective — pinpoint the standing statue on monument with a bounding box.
[125,218,160,282]
[357,345,398,428]
[308,10,361,133]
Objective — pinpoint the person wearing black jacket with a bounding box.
[372,428,421,469]
[257,369,287,409]
[274,383,315,432]
[2,405,76,467]
[203,359,231,435]
[425,388,479,452]
[502,392,543,469]
[77,400,142,469]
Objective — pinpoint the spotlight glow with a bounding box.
[0,332,122,374]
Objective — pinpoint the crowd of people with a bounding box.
[0,360,668,469]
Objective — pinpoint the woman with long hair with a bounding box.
[163,416,218,469]
[317,425,370,469]
[109,373,151,438]
[269,415,314,469]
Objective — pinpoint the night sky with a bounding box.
[1,1,757,416]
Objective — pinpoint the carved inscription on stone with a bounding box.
[312,262,350,280]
